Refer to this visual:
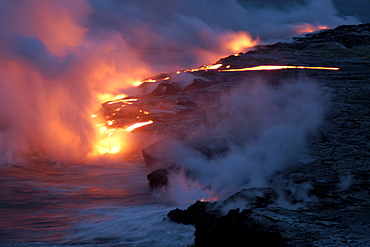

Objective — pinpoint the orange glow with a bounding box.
[11,1,90,56]
[133,81,145,86]
[293,24,329,35]
[224,31,259,54]
[94,129,124,155]
[98,93,129,103]
[145,77,170,83]
[106,98,138,105]
[125,120,154,132]
[133,76,171,87]
[91,117,129,156]
[204,64,223,70]
[183,64,339,74]
[8,1,343,164]
[139,110,150,115]
[191,30,258,67]
[89,62,339,157]
[184,63,222,72]
[144,79,157,83]
[200,196,218,202]
[90,93,146,157]
[219,65,339,72]
[182,64,339,74]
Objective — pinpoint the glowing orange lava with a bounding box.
[90,94,144,156]
[98,93,129,103]
[91,62,339,157]
[90,91,153,156]
[219,65,339,72]
[106,98,138,105]
[125,120,154,132]
[224,31,259,54]
[200,196,218,202]
[91,119,154,156]
[93,125,123,155]
[293,24,329,35]
[172,63,340,75]
[133,76,170,86]
[183,63,222,72]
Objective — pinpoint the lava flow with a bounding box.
[91,93,156,156]
[173,63,339,74]
[92,120,154,156]
[171,63,339,74]
[218,65,340,72]
[92,62,339,157]
[183,64,223,72]
[293,23,329,35]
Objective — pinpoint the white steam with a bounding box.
[163,77,325,204]
[0,0,357,163]
[88,0,359,69]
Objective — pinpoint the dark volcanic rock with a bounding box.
[166,23,370,246]
[168,202,284,247]
[144,139,232,191]
[142,138,178,169]
[147,169,168,189]
[218,23,370,69]
[223,187,278,209]
[194,209,283,247]
[173,100,198,112]
[103,23,370,246]
[183,78,218,91]
[144,136,231,188]
[294,23,370,48]
[150,82,182,96]
[167,201,216,225]
[191,137,230,160]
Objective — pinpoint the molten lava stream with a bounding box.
[177,64,339,74]
[93,125,123,155]
[125,120,154,132]
[91,117,154,157]
[293,24,329,35]
[90,91,156,157]
[219,65,340,72]
[90,63,339,157]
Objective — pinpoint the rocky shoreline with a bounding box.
[162,24,370,246]
[103,23,370,246]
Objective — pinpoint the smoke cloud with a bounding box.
[0,0,358,163]
[87,0,359,69]
[152,76,325,204]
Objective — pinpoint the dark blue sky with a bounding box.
[333,0,370,22]
[238,0,369,23]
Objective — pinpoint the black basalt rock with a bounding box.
[167,201,215,225]
[194,208,283,247]
[147,169,168,189]
[142,138,177,169]
[168,201,284,247]
[183,78,218,91]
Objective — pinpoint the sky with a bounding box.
[333,0,370,22]
[0,0,362,163]
[239,0,370,23]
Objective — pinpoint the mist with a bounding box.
[0,0,358,163]
[147,76,325,204]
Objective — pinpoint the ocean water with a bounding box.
[0,160,194,246]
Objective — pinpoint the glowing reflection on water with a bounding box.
[0,161,171,245]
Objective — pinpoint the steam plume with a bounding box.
[157,77,325,204]
[0,0,358,163]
